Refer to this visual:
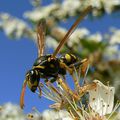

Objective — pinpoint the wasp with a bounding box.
[20,6,92,109]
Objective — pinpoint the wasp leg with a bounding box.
[78,82,97,98]
[59,62,74,75]
[69,58,89,86]
[45,77,63,99]
[38,82,43,97]
[60,58,89,92]
[69,58,89,76]
[57,77,80,101]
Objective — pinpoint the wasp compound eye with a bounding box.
[27,70,40,83]
[26,69,40,93]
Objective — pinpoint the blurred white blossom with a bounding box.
[87,32,102,42]
[23,0,120,22]
[30,0,41,7]
[3,19,27,38]
[0,13,31,39]
[101,0,120,13]
[0,103,73,120]
[68,28,90,47]
[41,110,73,120]
[61,0,82,16]
[89,80,115,116]
[85,0,102,8]
[46,36,58,48]
[104,45,120,60]
[110,29,120,45]
[85,0,120,14]
[0,103,25,120]
[24,4,59,22]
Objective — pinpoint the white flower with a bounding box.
[15,21,27,38]
[88,0,102,8]
[62,0,81,16]
[3,19,28,38]
[0,103,25,120]
[42,110,73,120]
[84,0,120,13]
[104,45,120,60]
[0,13,10,20]
[24,4,59,22]
[46,36,58,49]
[102,0,120,13]
[0,13,29,38]
[68,28,90,47]
[2,19,17,36]
[87,32,102,42]
[88,80,115,116]
[110,29,120,45]
[24,8,46,22]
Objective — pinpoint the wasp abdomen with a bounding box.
[60,53,78,66]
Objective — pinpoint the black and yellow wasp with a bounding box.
[20,6,92,109]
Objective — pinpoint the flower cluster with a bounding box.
[0,13,35,39]
[0,103,73,120]
[0,103,25,120]
[24,0,120,22]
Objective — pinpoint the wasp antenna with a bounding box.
[20,80,27,109]
[52,6,92,58]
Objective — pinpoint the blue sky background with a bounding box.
[0,0,120,113]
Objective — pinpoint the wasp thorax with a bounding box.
[26,69,40,92]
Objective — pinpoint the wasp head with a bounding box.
[26,69,40,92]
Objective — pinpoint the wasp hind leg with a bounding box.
[74,58,89,86]
[69,58,89,76]
[60,58,89,91]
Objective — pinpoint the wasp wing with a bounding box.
[37,19,46,57]
[52,6,92,58]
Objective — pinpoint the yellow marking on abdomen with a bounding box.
[65,54,71,62]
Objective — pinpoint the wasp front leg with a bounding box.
[38,82,44,97]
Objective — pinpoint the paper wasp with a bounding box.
[20,6,92,109]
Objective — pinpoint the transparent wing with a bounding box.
[37,19,46,57]
[52,6,92,58]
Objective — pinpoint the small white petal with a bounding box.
[89,80,115,116]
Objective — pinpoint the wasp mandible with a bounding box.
[20,6,92,109]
